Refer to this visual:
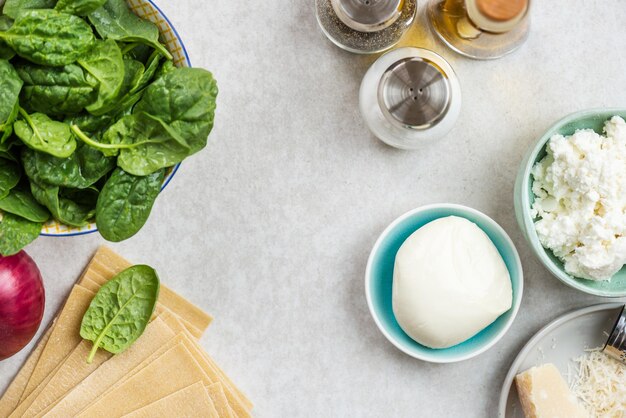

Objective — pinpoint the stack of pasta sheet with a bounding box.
[0,246,252,418]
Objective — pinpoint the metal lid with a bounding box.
[331,0,403,32]
[377,57,451,129]
[603,305,626,363]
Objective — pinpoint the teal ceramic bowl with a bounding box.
[365,204,523,363]
[514,109,626,297]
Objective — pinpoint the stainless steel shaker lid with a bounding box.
[377,57,451,129]
[603,305,626,363]
[331,0,403,32]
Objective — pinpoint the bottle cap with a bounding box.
[378,57,451,129]
[331,0,403,32]
[603,305,626,363]
[465,0,528,33]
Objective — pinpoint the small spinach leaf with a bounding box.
[88,0,172,60]
[30,181,97,226]
[0,212,42,256]
[22,144,115,189]
[0,60,23,137]
[55,0,106,16]
[0,16,15,60]
[0,187,49,222]
[96,167,163,242]
[0,10,94,66]
[14,109,77,158]
[134,68,218,154]
[0,159,21,199]
[78,40,125,115]
[65,113,113,135]
[16,63,98,115]
[86,58,144,117]
[80,264,159,363]
[2,0,56,19]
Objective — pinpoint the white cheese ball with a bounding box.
[392,216,513,349]
[532,116,626,280]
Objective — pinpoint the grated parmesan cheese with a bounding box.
[571,348,626,418]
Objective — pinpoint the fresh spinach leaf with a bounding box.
[96,167,163,242]
[72,68,218,175]
[2,0,56,19]
[65,113,113,135]
[30,180,97,226]
[0,138,19,162]
[0,59,23,139]
[118,68,218,175]
[80,264,159,363]
[154,59,175,80]
[22,144,115,188]
[55,0,106,16]
[85,58,144,117]
[14,109,76,158]
[0,187,49,222]
[78,40,125,115]
[0,159,21,199]
[131,50,161,94]
[0,16,15,60]
[88,0,172,60]
[16,63,98,115]
[135,68,217,154]
[122,42,152,64]
[0,212,42,256]
[113,113,190,175]
[0,10,94,66]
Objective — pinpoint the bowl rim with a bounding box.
[516,108,626,297]
[364,203,524,363]
[40,0,190,238]
[497,302,624,417]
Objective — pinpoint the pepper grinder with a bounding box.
[359,47,461,149]
[604,305,626,364]
[316,0,417,54]
[428,0,530,59]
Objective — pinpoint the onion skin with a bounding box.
[0,251,45,361]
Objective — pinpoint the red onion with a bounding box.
[0,251,45,361]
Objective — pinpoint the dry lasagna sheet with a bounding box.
[0,246,252,418]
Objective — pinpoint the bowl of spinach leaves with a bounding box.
[0,0,218,254]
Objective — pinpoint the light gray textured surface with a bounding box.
[1,1,626,417]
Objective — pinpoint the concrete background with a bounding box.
[2,0,626,416]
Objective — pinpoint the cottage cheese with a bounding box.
[531,116,626,281]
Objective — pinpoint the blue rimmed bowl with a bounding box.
[514,109,626,297]
[41,0,188,237]
[365,204,523,363]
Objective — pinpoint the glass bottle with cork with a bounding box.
[428,0,530,59]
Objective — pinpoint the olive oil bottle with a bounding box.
[428,0,530,59]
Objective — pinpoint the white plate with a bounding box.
[498,303,624,417]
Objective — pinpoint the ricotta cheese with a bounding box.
[392,216,512,349]
[532,116,626,281]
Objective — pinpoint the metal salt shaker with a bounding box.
[604,305,626,364]
[359,47,461,149]
[316,0,417,54]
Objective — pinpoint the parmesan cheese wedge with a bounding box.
[515,363,588,418]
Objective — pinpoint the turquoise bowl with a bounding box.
[365,204,523,363]
[514,109,626,297]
